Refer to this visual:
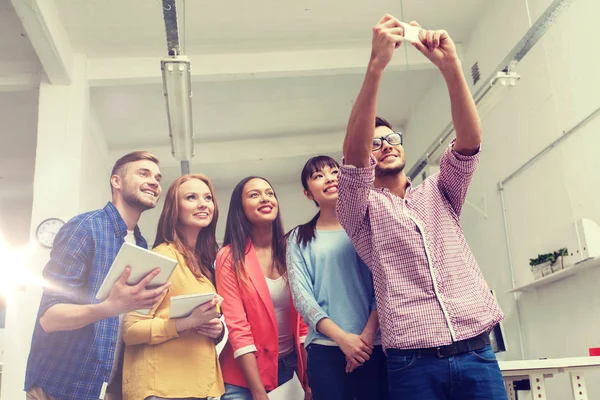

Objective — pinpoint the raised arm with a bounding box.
[410,23,482,154]
[343,15,406,167]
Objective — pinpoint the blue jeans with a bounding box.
[307,344,389,400]
[387,344,508,400]
[221,351,298,400]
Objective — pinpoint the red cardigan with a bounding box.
[216,243,308,391]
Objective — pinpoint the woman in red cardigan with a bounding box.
[216,176,310,400]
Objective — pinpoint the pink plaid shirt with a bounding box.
[336,141,503,350]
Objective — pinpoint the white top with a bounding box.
[108,232,136,384]
[124,230,136,245]
[266,276,295,357]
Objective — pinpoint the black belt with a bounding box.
[388,332,490,359]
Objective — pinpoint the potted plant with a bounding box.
[529,248,569,279]
[551,248,569,272]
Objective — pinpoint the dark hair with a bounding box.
[153,174,219,283]
[222,176,287,283]
[376,116,393,130]
[110,151,160,193]
[289,155,340,247]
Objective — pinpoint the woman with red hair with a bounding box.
[122,174,225,400]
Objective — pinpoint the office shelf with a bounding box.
[508,257,600,293]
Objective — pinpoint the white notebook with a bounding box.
[169,292,216,319]
[268,372,304,400]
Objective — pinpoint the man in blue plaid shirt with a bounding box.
[25,151,172,400]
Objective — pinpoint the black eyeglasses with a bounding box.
[372,132,403,151]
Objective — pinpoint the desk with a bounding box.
[499,357,600,400]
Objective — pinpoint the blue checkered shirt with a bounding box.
[25,202,148,400]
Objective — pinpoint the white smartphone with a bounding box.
[401,22,421,44]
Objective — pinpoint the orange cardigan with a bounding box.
[216,243,307,391]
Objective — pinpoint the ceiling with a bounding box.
[54,0,491,56]
[0,0,494,195]
[93,69,437,148]
[0,0,39,71]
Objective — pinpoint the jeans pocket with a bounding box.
[470,345,498,363]
[387,353,417,373]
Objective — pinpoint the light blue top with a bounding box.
[287,228,379,347]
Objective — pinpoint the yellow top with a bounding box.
[121,243,225,400]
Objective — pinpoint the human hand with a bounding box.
[187,296,220,326]
[176,296,220,333]
[369,14,406,71]
[304,384,313,400]
[213,293,224,311]
[345,355,362,373]
[105,267,170,315]
[360,329,376,349]
[194,317,223,339]
[337,332,372,370]
[344,328,377,372]
[409,21,459,71]
[252,393,269,400]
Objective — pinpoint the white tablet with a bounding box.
[95,242,178,302]
[169,292,216,319]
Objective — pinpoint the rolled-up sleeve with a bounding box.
[437,139,480,216]
[122,301,178,345]
[287,232,329,329]
[215,249,257,358]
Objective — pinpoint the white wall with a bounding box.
[0,198,33,251]
[79,112,111,211]
[404,0,600,398]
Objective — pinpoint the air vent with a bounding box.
[471,62,481,86]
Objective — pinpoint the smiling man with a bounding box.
[336,14,507,400]
[25,151,172,400]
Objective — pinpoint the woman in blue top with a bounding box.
[287,155,388,400]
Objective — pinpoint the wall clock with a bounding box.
[36,218,65,248]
